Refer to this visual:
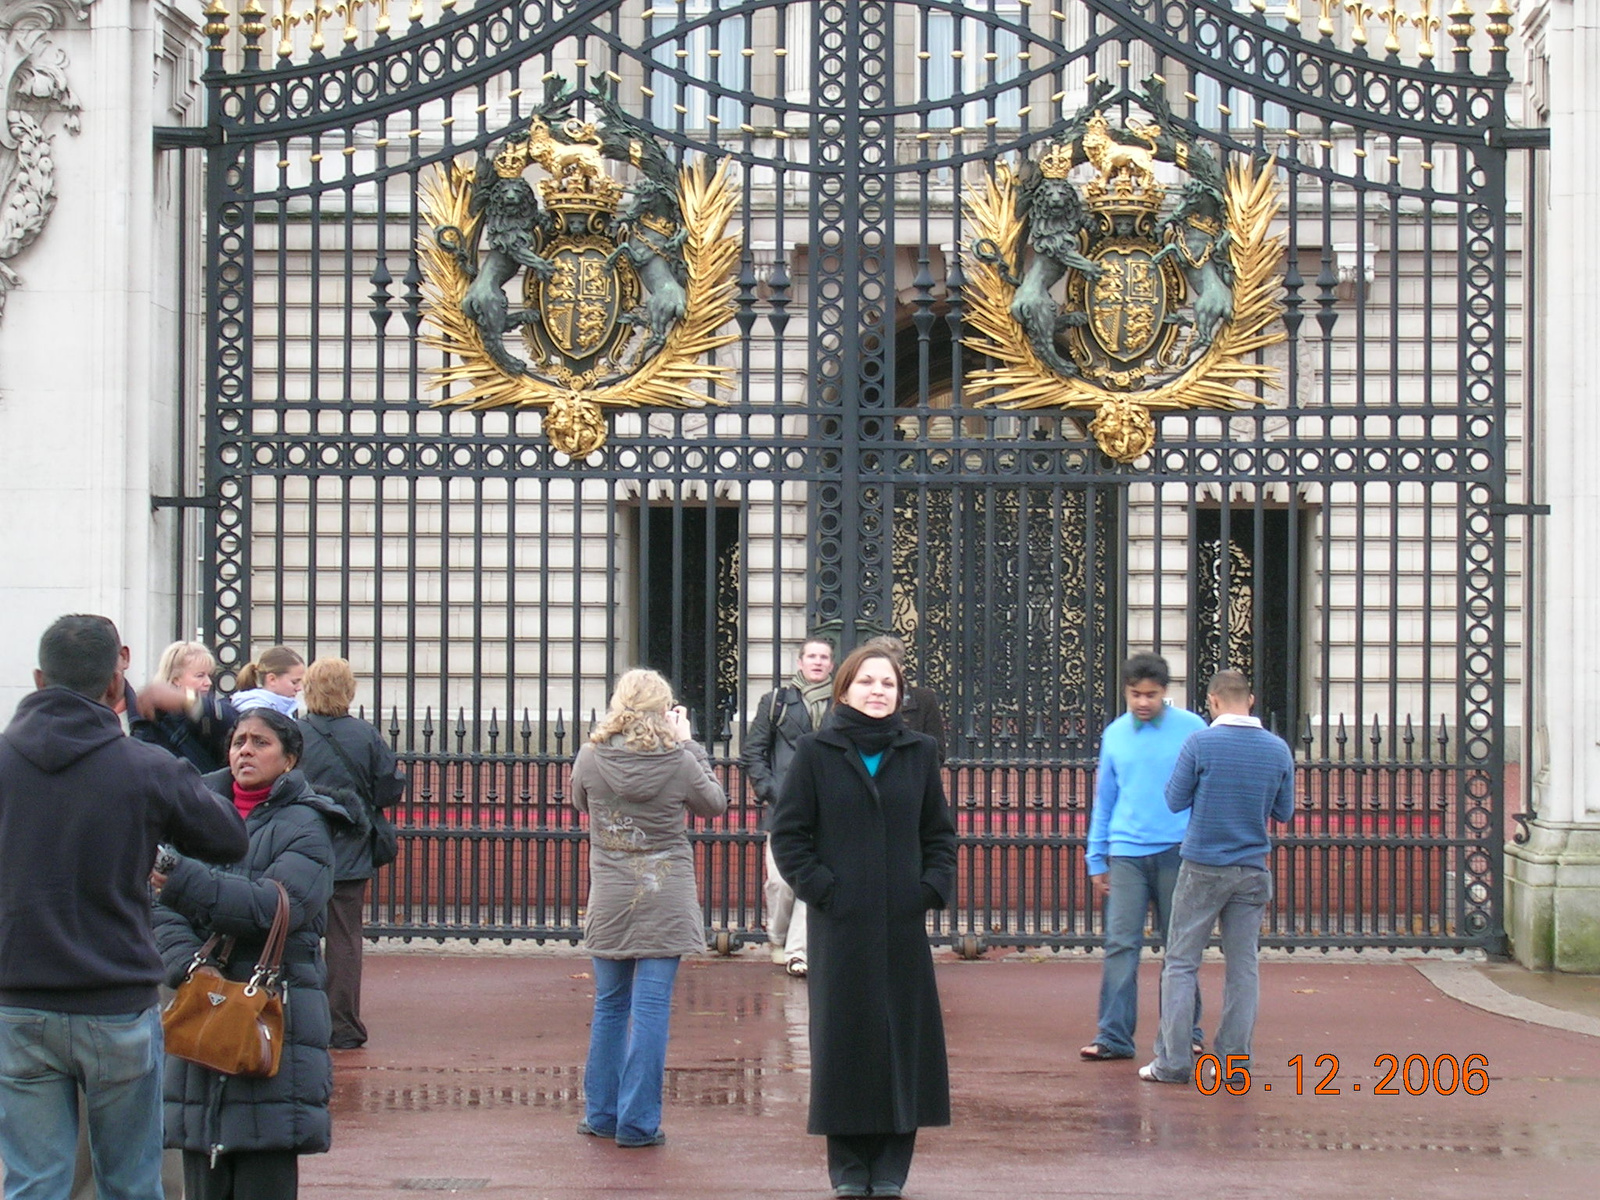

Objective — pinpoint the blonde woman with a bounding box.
[570,669,728,1147]
[231,645,306,715]
[295,658,407,1049]
[132,640,238,773]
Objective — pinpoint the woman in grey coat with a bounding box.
[153,708,352,1200]
[570,669,728,1147]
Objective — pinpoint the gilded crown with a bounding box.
[536,172,626,218]
[1038,141,1077,180]
[1084,173,1166,219]
[493,140,532,179]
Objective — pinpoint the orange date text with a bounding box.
[1193,1053,1490,1096]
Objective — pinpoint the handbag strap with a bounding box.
[306,717,375,808]
[186,932,230,974]
[185,879,290,984]
[252,879,291,978]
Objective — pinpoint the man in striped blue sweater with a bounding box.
[1139,670,1295,1085]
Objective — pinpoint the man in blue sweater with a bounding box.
[1140,670,1295,1085]
[1079,653,1206,1062]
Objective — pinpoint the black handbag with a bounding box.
[308,719,400,868]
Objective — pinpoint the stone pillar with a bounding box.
[1506,0,1600,971]
[0,0,202,715]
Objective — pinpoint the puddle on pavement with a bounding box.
[332,1060,809,1117]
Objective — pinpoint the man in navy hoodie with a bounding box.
[1139,669,1295,1086]
[0,615,249,1200]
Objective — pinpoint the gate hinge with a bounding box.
[154,126,221,150]
[1488,502,1551,516]
[1485,126,1550,150]
[150,495,221,513]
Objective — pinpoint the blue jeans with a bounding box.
[583,957,680,1144]
[1095,849,1201,1057]
[1151,863,1274,1082]
[0,1005,164,1200]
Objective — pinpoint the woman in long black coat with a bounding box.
[153,708,352,1200]
[770,645,958,1199]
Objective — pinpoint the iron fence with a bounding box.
[186,1,1532,951]
[361,710,1479,951]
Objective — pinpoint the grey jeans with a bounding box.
[1151,862,1273,1081]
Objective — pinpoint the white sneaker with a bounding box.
[1138,1062,1186,1085]
[770,946,788,965]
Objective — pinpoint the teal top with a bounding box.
[859,750,884,776]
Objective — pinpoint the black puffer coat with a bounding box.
[769,717,958,1136]
[154,767,351,1157]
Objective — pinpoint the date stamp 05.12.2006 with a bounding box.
[1193,1053,1490,1097]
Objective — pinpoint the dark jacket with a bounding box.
[900,685,947,764]
[155,767,351,1157]
[297,713,407,882]
[739,685,815,827]
[132,693,239,775]
[0,687,248,1015]
[571,737,728,958]
[769,719,958,1136]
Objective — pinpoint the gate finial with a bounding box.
[1410,0,1443,60]
[1448,0,1476,67]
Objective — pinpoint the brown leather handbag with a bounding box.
[161,879,290,1078]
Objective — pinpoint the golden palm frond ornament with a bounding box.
[963,136,1287,462]
[418,139,740,458]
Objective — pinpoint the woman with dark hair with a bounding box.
[770,645,958,1199]
[571,668,728,1148]
[295,656,407,1049]
[152,708,352,1200]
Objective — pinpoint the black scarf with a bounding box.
[826,703,905,754]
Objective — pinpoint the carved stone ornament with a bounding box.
[418,78,741,458]
[963,77,1287,463]
[0,0,92,323]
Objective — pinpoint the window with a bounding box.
[1191,4,1292,131]
[921,5,1024,130]
[1194,507,1300,735]
[636,504,741,735]
[649,6,749,132]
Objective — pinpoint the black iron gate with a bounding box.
[186,0,1529,951]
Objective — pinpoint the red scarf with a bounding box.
[232,781,272,821]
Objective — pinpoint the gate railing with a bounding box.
[361,712,1488,951]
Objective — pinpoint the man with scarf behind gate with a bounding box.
[740,637,834,976]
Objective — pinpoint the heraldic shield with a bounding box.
[525,225,639,366]
[417,78,740,458]
[1072,240,1183,382]
[963,77,1287,463]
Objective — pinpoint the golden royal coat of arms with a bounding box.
[964,78,1287,462]
[418,80,741,457]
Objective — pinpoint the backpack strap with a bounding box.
[304,717,374,808]
[770,685,803,732]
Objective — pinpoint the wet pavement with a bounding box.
[306,949,1600,1199]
